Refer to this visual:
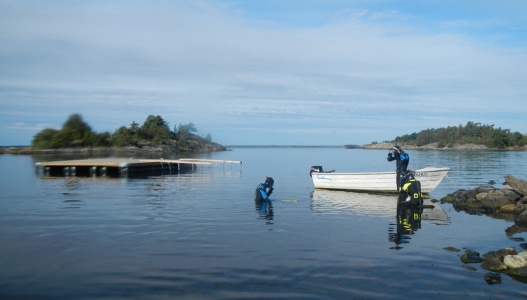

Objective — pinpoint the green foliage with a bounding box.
[173,122,200,150]
[32,128,59,149]
[31,114,109,149]
[394,121,527,149]
[140,115,173,143]
[111,125,135,147]
[176,122,198,137]
[111,115,175,146]
[32,114,214,150]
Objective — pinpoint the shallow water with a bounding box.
[1,148,527,299]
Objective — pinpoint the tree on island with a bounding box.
[31,114,221,151]
[32,114,110,149]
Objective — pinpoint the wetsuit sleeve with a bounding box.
[258,186,269,200]
[255,184,268,201]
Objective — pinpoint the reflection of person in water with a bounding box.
[389,205,422,250]
[254,177,274,222]
[255,198,274,222]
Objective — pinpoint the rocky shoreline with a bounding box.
[441,175,527,284]
[441,175,527,229]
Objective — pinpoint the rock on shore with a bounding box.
[441,175,527,228]
[453,247,527,284]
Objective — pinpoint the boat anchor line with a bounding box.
[445,174,459,188]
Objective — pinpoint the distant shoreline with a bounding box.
[358,142,527,151]
[0,145,226,155]
[2,142,526,154]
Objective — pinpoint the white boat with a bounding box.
[310,166,450,194]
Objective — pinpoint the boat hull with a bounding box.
[311,167,450,194]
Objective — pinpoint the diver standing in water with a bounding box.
[397,170,423,207]
[387,144,410,191]
[254,177,275,222]
[254,176,274,203]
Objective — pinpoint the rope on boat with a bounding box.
[445,174,459,188]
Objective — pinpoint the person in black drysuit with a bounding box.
[397,170,423,207]
[387,145,410,191]
[254,177,274,221]
[255,176,274,202]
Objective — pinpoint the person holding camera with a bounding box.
[387,144,410,191]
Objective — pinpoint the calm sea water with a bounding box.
[1,147,527,299]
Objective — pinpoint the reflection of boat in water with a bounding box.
[311,190,449,224]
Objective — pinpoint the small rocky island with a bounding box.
[1,114,227,155]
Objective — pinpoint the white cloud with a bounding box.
[0,0,526,146]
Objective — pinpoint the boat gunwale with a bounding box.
[312,167,450,177]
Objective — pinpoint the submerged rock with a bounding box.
[461,254,483,264]
[481,260,509,272]
[481,248,517,272]
[461,265,478,271]
[443,246,461,252]
[460,249,483,264]
[505,224,527,236]
[483,272,502,284]
[515,213,527,227]
[482,248,517,261]
[503,267,527,283]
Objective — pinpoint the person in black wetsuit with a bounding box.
[397,170,423,207]
[387,144,410,191]
[254,176,274,203]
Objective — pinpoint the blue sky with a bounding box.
[1,0,526,146]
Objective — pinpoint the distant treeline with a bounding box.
[31,114,214,151]
[393,121,527,149]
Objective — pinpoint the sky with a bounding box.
[1,0,526,146]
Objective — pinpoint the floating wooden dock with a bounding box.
[36,158,242,178]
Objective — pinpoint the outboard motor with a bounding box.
[310,166,323,177]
